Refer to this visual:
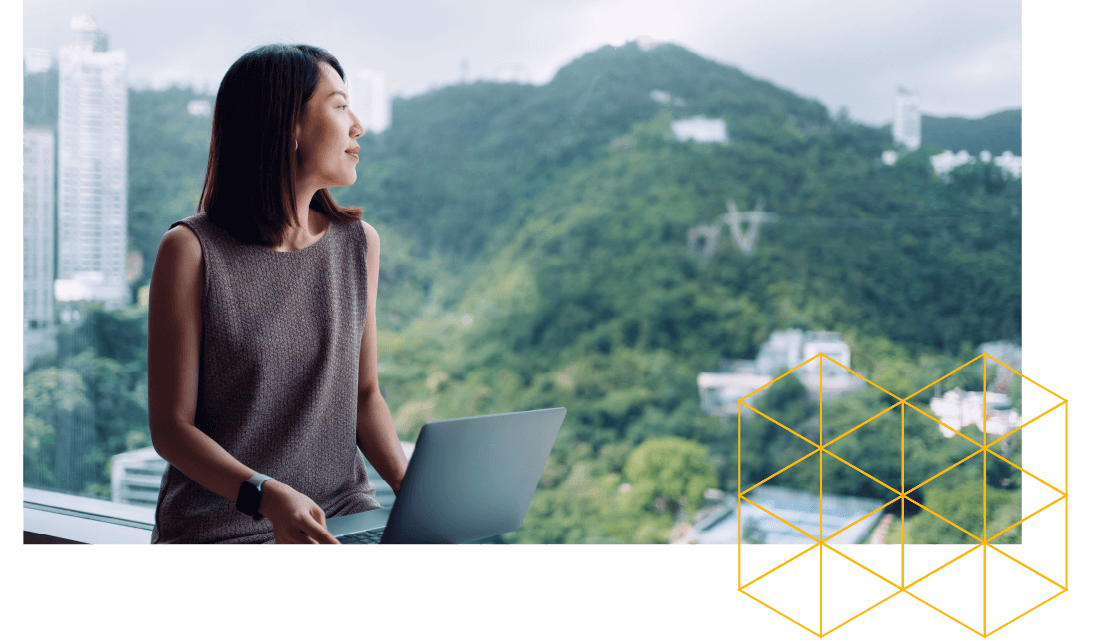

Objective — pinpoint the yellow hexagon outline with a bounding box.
[735,352,1068,637]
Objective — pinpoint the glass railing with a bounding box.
[24,486,154,543]
[24,445,412,544]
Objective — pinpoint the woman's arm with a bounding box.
[355,221,409,492]
[147,225,247,500]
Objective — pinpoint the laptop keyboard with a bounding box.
[336,529,384,544]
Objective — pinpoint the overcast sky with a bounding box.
[23,0,1021,125]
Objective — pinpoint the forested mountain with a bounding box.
[25,42,1022,543]
[340,42,848,259]
[332,42,1018,359]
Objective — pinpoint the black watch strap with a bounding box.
[236,473,272,520]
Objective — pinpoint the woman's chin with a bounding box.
[312,168,358,190]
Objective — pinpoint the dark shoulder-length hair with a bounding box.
[199,43,362,246]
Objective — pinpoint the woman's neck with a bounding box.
[272,189,330,252]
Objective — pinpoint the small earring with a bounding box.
[294,140,298,151]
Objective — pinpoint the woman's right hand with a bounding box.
[258,480,341,544]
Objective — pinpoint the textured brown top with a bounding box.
[151,212,380,544]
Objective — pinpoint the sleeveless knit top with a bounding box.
[151,212,381,544]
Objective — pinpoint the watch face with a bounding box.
[237,480,262,515]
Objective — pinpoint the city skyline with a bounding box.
[23,1,1021,125]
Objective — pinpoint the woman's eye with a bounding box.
[340,104,349,110]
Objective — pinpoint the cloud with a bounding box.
[945,37,1023,87]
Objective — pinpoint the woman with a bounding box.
[147,44,408,543]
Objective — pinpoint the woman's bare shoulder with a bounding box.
[359,219,380,249]
[154,224,203,275]
[161,224,201,255]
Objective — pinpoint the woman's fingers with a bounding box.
[294,511,339,544]
[264,482,340,543]
[308,505,341,544]
[305,519,341,544]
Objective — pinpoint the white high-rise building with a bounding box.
[349,68,392,134]
[892,87,921,151]
[24,128,58,370]
[56,13,129,308]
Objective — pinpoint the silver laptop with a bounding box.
[326,407,566,544]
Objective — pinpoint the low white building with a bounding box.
[800,333,850,375]
[754,328,805,376]
[993,150,1022,178]
[930,149,974,175]
[111,446,168,507]
[930,149,1022,179]
[671,117,727,143]
[929,388,1020,438]
[697,329,865,416]
[698,371,774,416]
[756,329,855,377]
[651,89,685,106]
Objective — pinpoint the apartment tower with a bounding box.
[892,87,921,151]
[56,13,129,308]
[349,67,392,134]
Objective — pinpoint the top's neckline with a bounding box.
[256,219,335,256]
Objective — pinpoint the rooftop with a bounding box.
[689,485,886,545]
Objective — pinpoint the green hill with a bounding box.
[339,41,855,259]
[333,43,1017,366]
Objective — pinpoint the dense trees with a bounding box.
[24,306,150,497]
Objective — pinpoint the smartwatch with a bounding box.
[236,473,273,520]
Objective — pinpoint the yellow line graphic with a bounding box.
[735,353,1068,636]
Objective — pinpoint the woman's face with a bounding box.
[295,63,364,191]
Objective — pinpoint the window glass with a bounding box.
[23,7,1023,546]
